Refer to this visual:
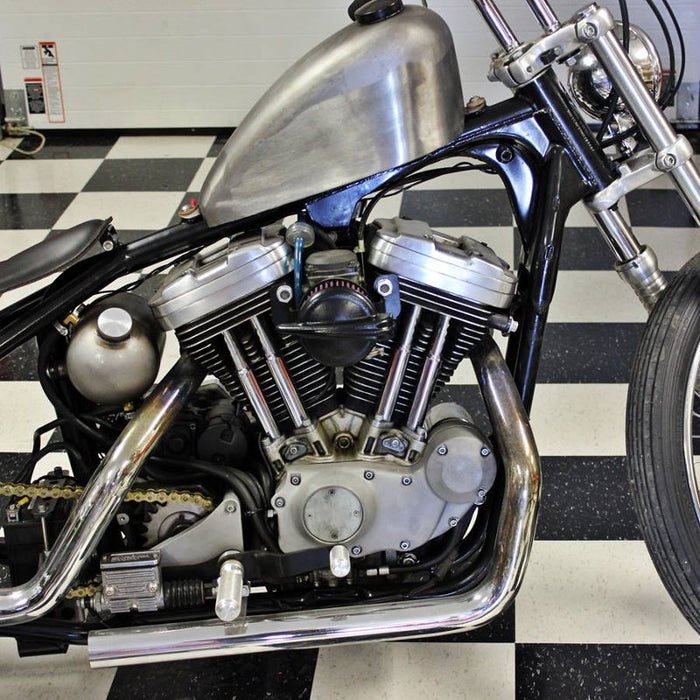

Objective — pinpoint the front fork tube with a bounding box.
[506,146,584,413]
[589,206,667,312]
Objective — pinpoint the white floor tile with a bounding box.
[54,191,183,231]
[516,540,700,644]
[106,135,216,159]
[0,640,115,700]
[529,383,627,456]
[549,271,648,323]
[312,642,514,700]
[634,227,700,271]
[0,382,58,452]
[188,156,217,192]
[0,160,102,193]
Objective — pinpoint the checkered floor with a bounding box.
[0,132,698,699]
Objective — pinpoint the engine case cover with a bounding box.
[272,417,496,555]
[200,5,463,226]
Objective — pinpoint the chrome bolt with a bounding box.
[274,497,286,508]
[662,153,677,169]
[276,285,293,303]
[351,545,363,556]
[290,474,301,486]
[399,541,411,551]
[364,470,375,481]
[288,445,299,456]
[147,582,158,594]
[448,517,458,527]
[104,585,115,597]
[401,476,412,486]
[377,278,393,297]
[116,513,130,526]
[480,446,491,457]
[102,239,115,252]
[478,489,486,498]
[437,445,448,456]
[581,22,597,39]
[224,501,237,513]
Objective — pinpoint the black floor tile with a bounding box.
[539,323,644,383]
[400,189,512,227]
[537,457,640,540]
[0,193,75,229]
[108,649,318,700]
[9,133,118,160]
[627,189,699,228]
[0,339,39,381]
[516,644,700,699]
[207,134,231,158]
[84,158,201,191]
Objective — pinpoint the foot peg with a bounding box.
[215,559,245,622]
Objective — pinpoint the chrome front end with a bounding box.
[88,338,541,667]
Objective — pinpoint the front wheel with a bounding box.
[627,252,700,633]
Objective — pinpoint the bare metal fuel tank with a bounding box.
[200,4,464,227]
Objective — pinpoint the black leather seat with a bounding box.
[0,218,111,295]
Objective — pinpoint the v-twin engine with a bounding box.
[150,217,517,557]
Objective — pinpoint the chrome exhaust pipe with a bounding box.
[88,338,540,668]
[0,356,204,625]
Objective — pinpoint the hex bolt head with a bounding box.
[480,446,491,457]
[290,474,301,486]
[274,497,286,508]
[401,476,413,486]
[351,545,363,556]
[224,501,237,513]
[288,445,299,456]
[104,585,115,597]
[448,517,458,527]
[276,285,293,303]
[377,279,393,297]
[582,22,597,39]
[399,541,411,551]
[662,153,677,169]
[147,582,159,594]
[437,445,448,456]
[364,470,375,481]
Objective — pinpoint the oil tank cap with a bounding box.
[351,0,404,25]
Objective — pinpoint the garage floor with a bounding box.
[0,132,697,698]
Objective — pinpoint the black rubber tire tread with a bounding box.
[627,251,700,633]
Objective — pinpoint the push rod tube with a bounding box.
[0,356,204,625]
[88,337,541,667]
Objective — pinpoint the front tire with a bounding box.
[627,252,700,633]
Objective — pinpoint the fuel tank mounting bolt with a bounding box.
[466,95,486,114]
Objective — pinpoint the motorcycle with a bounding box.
[0,0,697,667]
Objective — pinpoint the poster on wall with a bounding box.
[39,41,65,123]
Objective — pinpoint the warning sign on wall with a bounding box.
[38,41,65,123]
[24,78,46,114]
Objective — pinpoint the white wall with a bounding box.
[0,0,697,129]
